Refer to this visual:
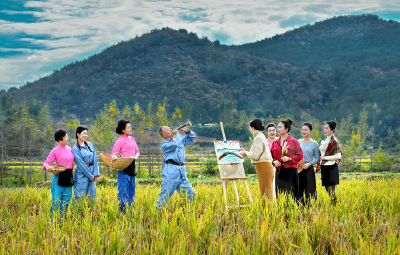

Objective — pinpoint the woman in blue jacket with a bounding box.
[72,126,100,201]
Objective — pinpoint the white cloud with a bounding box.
[0,0,400,90]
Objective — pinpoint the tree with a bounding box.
[253,109,265,119]
[62,111,81,130]
[345,128,367,171]
[311,122,322,143]
[356,108,369,145]
[335,115,353,144]
[219,101,234,123]
[0,93,14,185]
[37,104,54,181]
[0,94,11,185]
[90,100,119,177]
[181,101,192,121]
[368,103,385,153]
[13,99,38,185]
[355,108,371,170]
[293,107,302,121]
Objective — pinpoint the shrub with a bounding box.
[243,157,256,174]
[201,155,219,177]
[186,171,198,178]
[138,171,149,178]
[372,145,396,172]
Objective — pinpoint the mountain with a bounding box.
[235,15,400,70]
[5,14,400,127]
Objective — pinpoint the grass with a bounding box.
[1,178,400,254]
[1,165,400,188]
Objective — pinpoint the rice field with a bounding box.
[1,178,400,254]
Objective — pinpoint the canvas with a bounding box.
[214,141,246,179]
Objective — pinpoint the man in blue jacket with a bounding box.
[156,124,196,209]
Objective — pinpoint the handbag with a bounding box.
[58,168,74,187]
[297,158,305,173]
[119,137,136,176]
[123,160,136,177]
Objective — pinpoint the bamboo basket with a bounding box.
[100,152,134,171]
[51,166,68,173]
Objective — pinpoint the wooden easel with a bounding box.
[219,122,253,210]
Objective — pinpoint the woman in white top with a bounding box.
[319,120,342,205]
[266,123,278,200]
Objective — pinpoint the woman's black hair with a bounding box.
[302,122,313,131]
[280,119,293,133]
[266,123,276,131]
[249,119,265,131]
[116,119,130,135]
[54,129,67,142]
[76,126,88,139]
[326,120,337,132]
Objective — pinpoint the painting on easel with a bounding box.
[214,141,244,164]
[215,123,252,209]
[214,141,247,179]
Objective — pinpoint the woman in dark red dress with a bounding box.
[270,119,303,201]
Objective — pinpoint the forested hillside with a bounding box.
[3,14,400,127]
[235,15,400,70]
[8,28,303,122]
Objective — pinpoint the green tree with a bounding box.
[0,94,12,185]
[311,122,322,144]
[253,109,265,119]
[372,144,392,171]
[356,108,369,145]
[13,99,39,185]
[293,107,302,121]
[90,100,120,177]
[355,108,370,170]
[219,101,234,123]
[37,104,54,181]
[181,101,192,121]
[335,115,353,144]
[368,103,384,153]
[345,128,367,171]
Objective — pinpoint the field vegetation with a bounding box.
[1,178,400,254]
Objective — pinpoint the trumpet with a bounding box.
[175,120,192,131]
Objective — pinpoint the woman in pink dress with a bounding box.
[266,123,278,200]
[43,129,74,216]
[111,120,140,213]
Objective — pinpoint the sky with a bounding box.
[1,0,400,91]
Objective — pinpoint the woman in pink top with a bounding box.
[266,123,278,200]
[111,119,140,213]
[43,129,74,216]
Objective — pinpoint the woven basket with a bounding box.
[100,152,134,171]
[51,165,68,173]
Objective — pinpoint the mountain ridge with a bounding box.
[3,14,400,127]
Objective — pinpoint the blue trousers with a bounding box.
[50,174,72,216]
[156,169,195,209]
[117,171,135,213]
[73,175,96,201]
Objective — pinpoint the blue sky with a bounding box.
[0,0,399,91]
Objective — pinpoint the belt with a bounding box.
[86,162,93,167]
[166,161,184,166]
